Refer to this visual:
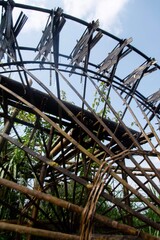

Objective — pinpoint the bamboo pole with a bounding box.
[0,222,79,240]
[0,178,159,240]
[0,222,143,239]
[0,107,19,152]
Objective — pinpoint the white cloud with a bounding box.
[63,0,129,34]
[13,0,47,32]
[15,0,45,7]
[63,0,93,19]
[12,0,129,34]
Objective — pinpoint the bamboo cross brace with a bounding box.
[0,83,101,166]
[0,178,160,240]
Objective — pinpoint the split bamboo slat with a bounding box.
[0,1,160,240]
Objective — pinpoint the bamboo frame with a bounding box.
[0,1,160,240]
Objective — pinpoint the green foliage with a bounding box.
[17,110,36,124]
[0,94,159,238]
[92,81,111,118]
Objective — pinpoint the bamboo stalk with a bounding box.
[0,83,101,166]
[1,132,159,230]
[0,221,144,239]
[0,222,79,240]
[0,178,160,240]
[0,107,19,152]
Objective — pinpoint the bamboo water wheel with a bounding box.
[0,1,160,240]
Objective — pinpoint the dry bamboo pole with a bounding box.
[85,72,160,195]
[27,165,47,240]
[0,222,143,240]
[2,130,160,227]
[46,65,160,208]
[80,161,110,240]
[6,62,113,158]
[0,178,160,240]
[0,107,19,152]
[87,74,160,199]
[117,160,160,205]
[113,84,159,153]
[0,77,33,152]
[134,96,160,145]
[2,130,160,229]
[1,131,159,228]
[121,162,132,226]
[110,169,160,221]
[110,84,160,180]
[52,67,126,153]
[0,222,79,240]
[0,132,88,187]
[86,72,152,153]
[0,65,159,236]
[0,83,101,166]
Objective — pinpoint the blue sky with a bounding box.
[118,0,160,63]
[1,0,160,157]
[2,0,159,102]
[12,0,160,98]
[15,0,160,63]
